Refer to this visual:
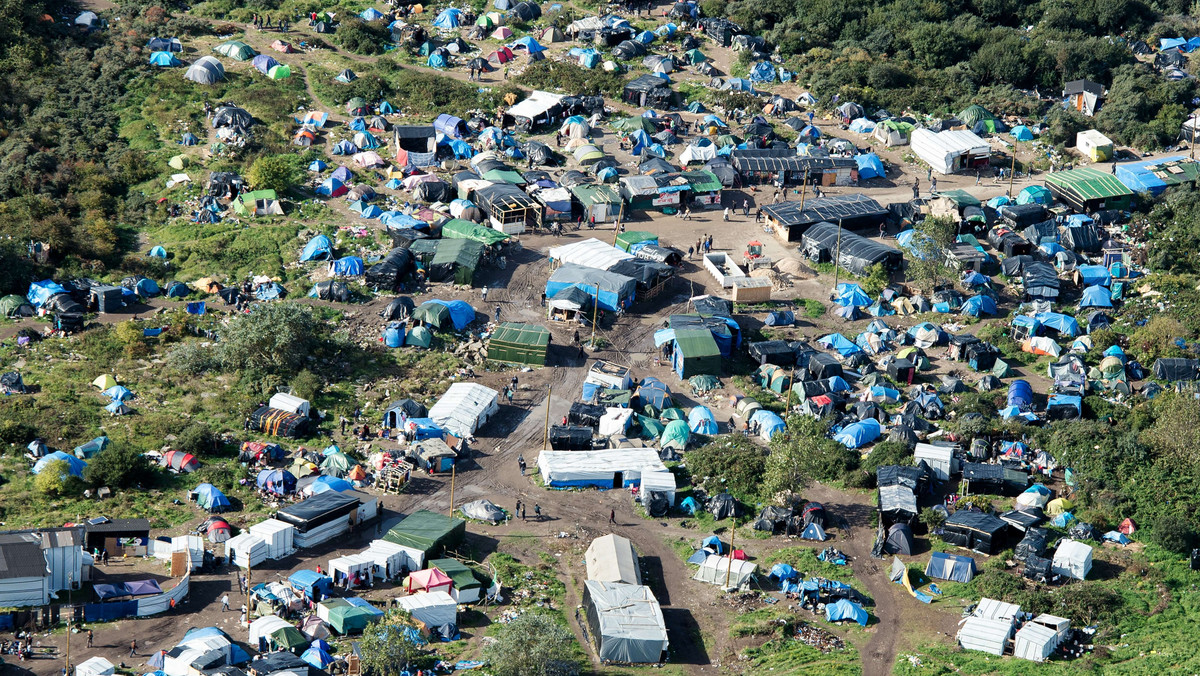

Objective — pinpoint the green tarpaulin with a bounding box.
[488,322,550,366]
[431,238,485,285]
[673,328,722,378]
[270,624,308,649]
[429,557,482,592]
[327,605,379,635]
[442,219,510,246]
[383,510,467,556]
[615,230,658,253]
[1044,167,1134,211]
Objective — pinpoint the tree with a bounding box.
[684,436,769,502]
[905,216,957,292]
[1140,394,1200,463]
[1151,512,1196,553]
[1128,315,1187,363]
[290,369,323,402]
[177,424,219,458]
[483,611,580,676]
[859,263,890,296]
[216,303,328,380]
[35,460,80,496]
[247,155,303,194]
[356,610,423,674]
[84,446,154,488]
[762,416,856,499]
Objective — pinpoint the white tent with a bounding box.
[249,519,296,559]
[163,632,232,676]
[910,129,990,175]
[972,597,1020,623]
[549,237,632,271]
[248,614,294,646]
[679,143,717,165]
[506,91,565,125]
[76,657,114,676]
[1013,621,1061,662]
[913,443,958,482]
[329,553,375,588]
[428,383,499,438]
[957,616,1013,656]
[583,581,668,663]
[1052,539,1093,580]
[537,450,667,488]
[585,534,641,585]
[393,590,456,627]
[640,470,677,508]
[693,555,756,590]
[598,407,635,436]
[226,533,267,568]
[269,392,310,416]
[362,539,423,580]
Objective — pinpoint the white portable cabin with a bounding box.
[911,129,990,174]
[249,519,296,559]
[913,443,958,482]
[225,533,267,568]
[692,555,756,590]
[362,539,423,580]
[329,553,375,588]
[585,534,641,585]
[354,490,379,524]
[639,470,677,508]
[586,360,634,390]
[537,450,667,489]
[1030,613,1071,638]
[1013,621,1061,662]
[268,392,310,416]
[957,616,1014,656]
[152,535,204,571]
[75,656,115,676]
[393,590,457,628]
[1075,129,1113,162]
[428,383,500,438]
[1052,539,1093,580]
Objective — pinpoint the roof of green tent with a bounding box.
[611,117,657,134]
[442,219,510,246]
[674,328,721,358]
[1044,167,1133,199]
[615,230,658,252]
[938,189,981,208]
[327,605,377,634]
[481,169,526,185]
[489,322,550,348]
[429,558,482,589]
[660,419,690,447]
[383,509,466,555]
[431,238,485,270]
[681,170,723,193]
[957,104,994,125]
[637,415,666,439]
[413,302,450,324]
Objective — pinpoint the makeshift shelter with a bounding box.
[943,511,1007,554]
[393,591,456,628]
[925,551,976,582]
[384,510,467,559]
[428,383,499,437]
[184,56,225,84]
[693,555,756,590]
[1044,167,1133,212]
[537,450,667,489]
[910,129,990,174]
[582,581,668,663]
[193,483,231,512]
[249,615,306,652]
[586,534,641,585]
[825,599,868,626]
[958,617,1014,656]
[1052,539,1093,580]
[488,322,550,366]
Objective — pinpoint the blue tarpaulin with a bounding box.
[84,601,138,622]
[1076,265,1112,287]
[33,451,86,477]
[961,295,997,317]
[833,419,881,448]
[330,256,364,276]
[27,280,68,307]
[854,153,885,179]
[425,300,476,330]
[748,61,775,82]
[687,406,719,434]
[1080,285,1113,309]
[834,283,871,307]
[818,333,862,356]
[764,311,794,326]
[1006,380,1033,411]
[825,599,868,626]
[750,410,786,439]
[1034,312,1081,337]
[405,418,447,440]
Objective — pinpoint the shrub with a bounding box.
[684,435,769,502]
[35,461,83,496]
[289,369,323,402]
[1151,512,1196,553]
[177,424,219,457]
[335,18,389,55]
[84,446,155,488]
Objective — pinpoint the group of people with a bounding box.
[251,13,288,31]
[512,498,542,520]
[687,234,714,258]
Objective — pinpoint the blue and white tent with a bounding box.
[848,118,876,133]
[818,333,863,357]
[433,8,463,27]
[833,419,881,448]
[33,451,86,477]
[1034,312,1081,337]
[961,295,997,317]
[687,406,718,434]
[750,409,786,440]
[834,283,871,307]
[104,385,134,401]
[360,8,386,20]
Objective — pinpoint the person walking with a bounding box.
[516,500,522,519]
[517,455,527,475]
[86,630,93,648]
[609,509,616,524]
[975,169,981,185]
[534,504,542,520]
[742,202,750,217]
[687,245,694,259]
[520,504,526,520]
[481,286,488,302]
[129,640,137,658]
[723,207,731,221]
[930,176,937,194]
[494,305,502,322]
[540,291,546,307]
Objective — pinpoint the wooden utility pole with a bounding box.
[784,367,796,415]
[542,385,552,450]
[64,574,71,674]
[589,284,600,347]
[244,562,251,627]
[1191,114,1197,160]
[448,464,456,517]
[797,168,810,211]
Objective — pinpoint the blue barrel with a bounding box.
[383,324,405,348]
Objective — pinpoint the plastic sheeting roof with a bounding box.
[428,383,499,437]
[586,534,641,585]
[537,450,666,486]
[584,581,668,663]
[550,238,633,270]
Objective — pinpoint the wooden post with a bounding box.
[784,367,796,416]
[448,464,456,517]
[797,168,809,212]
[542,385,552,450]
[64,574,71,674]
[244,562,251,627]
[724,519,737,589]
[589,284,600,347]
[1192,114,1197,160]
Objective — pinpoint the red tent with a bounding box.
[405,568,453,594]
[162,450,200,473]
[1119,518,1137,535]
[487,47,515,65]
[203,518,232,543]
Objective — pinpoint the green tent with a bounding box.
[268,64,292,80]
[214,40,256,61]
[637,415,665,440]
[614,230,658,253]
[689,374,720,393]
[320,451,353,478]
[673,328,721,378]
[716,134,740,148]
[488,322,550,366]
[383,510,467,558]
[597,388,632,407]
[938,189,981,208]
[659,407,686,421]
[660,419,690,450]
[957,104,994,126]
[406,325,433,348]
[442,218,510,246]
[232,189,280,216]
[168,154,190,170]
[681,170,723,195]
[475,13,495,27]
[611,117,657,134]
[269,624,307,650]
[992,359,1013,378]
[327,605,380,635]
[0,295,33,318]
[430,238,485,285]
[429,558,482,596]
[481,169,526,185]
[683,48,707,64]
[412,302,451,328]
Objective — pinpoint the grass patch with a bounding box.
[486,552,566,607]
[760,547,868,595]
[802,298,826,318]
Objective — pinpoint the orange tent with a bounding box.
[347,465,367,481]
[405,568,452,594]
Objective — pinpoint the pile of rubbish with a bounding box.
[794,622,847,652]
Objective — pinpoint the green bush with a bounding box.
[335,18,390,55]
[515,60,626,98]
[1151,512,1196,554]
[177,424,219,457]
[684,435,769,502]
[84,446,156,489]
[34,461,83,496]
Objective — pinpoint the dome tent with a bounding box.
[184,56,225,84]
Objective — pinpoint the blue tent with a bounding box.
[1103,344,1126,361]
[427,53,447,68]
[764,311,794,326]
[656,22,677,36]
[300,235,333,262]
[194,483,232,512]
[855,153,885,179]
[987,195,1010,208]
[1051,512,1076,528]
[1006,380,1033,411]
[1079,285,1113,309]
[962,270,989,287]
[104,385,134,401]
[1048,394,1082,418]
[1076,265,1112,287]
[425,300,476,330]
[848,118,876,133]
[687,406,719,434]
[511,36,547,53]
[433,8,462,27]
[254,283,285,300]
[148,245,167,259]
[818,333,862,357]
[1103,531,1132,545]
[801,522,828,541]
[316,177,347,196]
[256,469,297,495]
[1010,125,1034,141]
[301,647,334,669]
[724,78,755,92]
[1017,185,1052,205]
[635,30,655,45]
[680,496,700,515]
[33,451,86,477]
[833,419,881,448]
[348,117,368,131]
[330,256,364,276]
[961,295,997,317]
[27,280,67,307]
[182,132,199,145]
[381,212,428,230]
[769,563,798,581]
[360,8,385,20]
[384,178,403,190]
[834,283,870,307]
[750,410,786,439]
[868,386,899,402]
[74,436,111,457]
[332,140,357,155]
[288,570,333,598]
[135,278,160,298]
[748,61,775,83]
[635,378,673,412]
[825,599,868,626]
[360,205,382,219]
[701,535,723,553]
[310,476,354,494]
[308,159,327,172]
[150,51,181,67]
[1034,312,1081,337]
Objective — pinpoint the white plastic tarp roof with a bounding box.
[680,143,717,164]
[598,407,635,436]
[428,383,500,437]
[363,539,425,574]
[957,616,1013,656]
[249,615,294,644]
[393,590,456,627]
[640,470,676,505]
[911,129,990,175]
[1014,621,1060,662]
[537,450,666,486]
[693,555,756,590]
[550,238,633,271]
[972,597,1020,622]
[1051,539,1093,580]
[584,581,668,663]
[586,534,641,585]
[507,91,564,120]
[269,392,310,416]
[76,657,115,676]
